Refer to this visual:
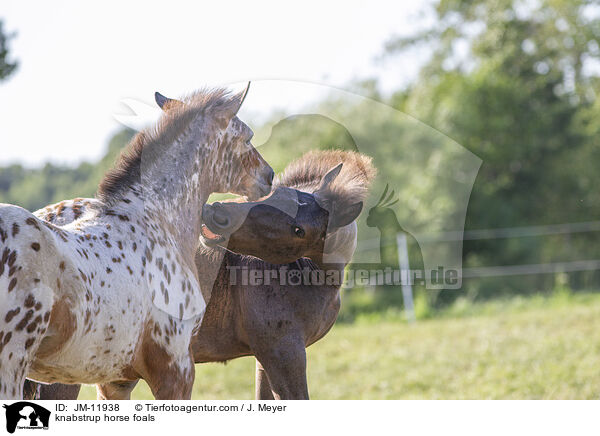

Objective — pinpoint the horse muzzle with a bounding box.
[201,200,252,247]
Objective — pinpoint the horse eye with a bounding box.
[293,226,305,238]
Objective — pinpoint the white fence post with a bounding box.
[396,233,416,323]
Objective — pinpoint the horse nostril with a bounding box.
[213,211,230,228]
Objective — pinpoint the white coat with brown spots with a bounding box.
[0,87,273,399]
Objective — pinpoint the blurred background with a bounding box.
[2,0,600,398]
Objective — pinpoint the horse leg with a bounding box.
[22,379,41,399]
[23,380,81,400]
[143,352,195,400]
[0,343,35,399]
[40,383,81,400]
[132,333,195,400]
[97,380,138,400]
[254,336,309,400]
[255,359,274,400]
[0,282,53,399]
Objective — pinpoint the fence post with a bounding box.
[396,232,416,323]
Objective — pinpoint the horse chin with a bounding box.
[250,251,305,265]
[244,181,272,201]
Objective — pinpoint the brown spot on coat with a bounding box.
[5,307,20,323]
[24,294,35,308]
[25,217,41,230]
[7,251,17,267]
[16,310,34,331]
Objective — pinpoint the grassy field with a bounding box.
[79,291,600,399]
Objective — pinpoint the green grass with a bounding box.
[79,291,600,399]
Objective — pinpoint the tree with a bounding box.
[0,20,17,81]
[386,0,600,301]
[0,128,135,212]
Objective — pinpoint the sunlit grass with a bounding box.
[79,292,600,399]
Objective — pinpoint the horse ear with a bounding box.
[316,163,343,193]
[154,92,183,111]
[314,163,343,211]
[330,201,363,229]
[235,82,251,115]
[216,82,251,129]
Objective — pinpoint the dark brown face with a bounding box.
[201,161,366,264]
[201,187,331,264]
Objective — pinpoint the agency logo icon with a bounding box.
[2,402,50,433]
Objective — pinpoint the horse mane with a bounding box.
[274,150,377,205]
[97,88,241,204]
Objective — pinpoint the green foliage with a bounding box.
[386,0,600,303]
[0,20,17,81]
[0,129,134,212]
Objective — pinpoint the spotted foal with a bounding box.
[0,87,273,399]
[26,151,374,401]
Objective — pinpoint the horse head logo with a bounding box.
[3,402,50,433]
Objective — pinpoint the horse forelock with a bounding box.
[274,150,377,207]
[97,88,243,204]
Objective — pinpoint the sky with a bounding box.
[0,0,431,167]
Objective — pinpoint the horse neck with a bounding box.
[307,258,346,280]
[194,246,228,294]
[317,221,358,270]
[120,130,224,262]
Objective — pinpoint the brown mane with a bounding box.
[275,150,377,205]
[97,88,242,203]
